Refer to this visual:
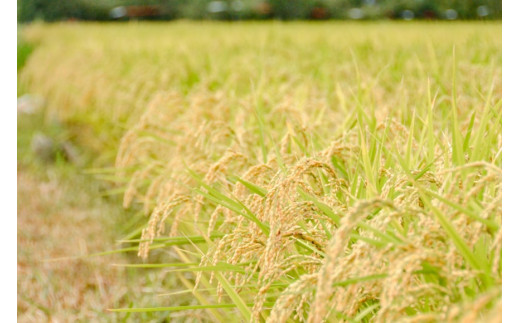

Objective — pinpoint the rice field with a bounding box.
[19,21,501,322]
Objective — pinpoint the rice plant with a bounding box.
[20,21,501,322]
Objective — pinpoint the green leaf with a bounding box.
[463,110,476,153]
[168,263,246,274]
[118,233,225,244]
[234,177,267,197]
[297,187,341,226]
[333,273,388,287]
[112,263,198,268]
[215,272,252,321]
[109,303,275,313]
[425,189,499,232]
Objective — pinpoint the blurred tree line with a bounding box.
[18,0,501,22]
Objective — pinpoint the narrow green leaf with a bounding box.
[353,303,380,322]
[112,263,198,268]
[425,189,499,231]
[297,187,341,226]
[215,272,252,321]
[451,48,464,167]
[118,233,225,244]
[235,177,267,197]
[168,264,246,274]
[109,303,275,313]
[463,110,476,153]
[333,273,388,287]
[357,222,403,245]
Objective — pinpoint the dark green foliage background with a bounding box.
[17,0,501,23]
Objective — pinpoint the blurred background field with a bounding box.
[18,21,501,164]
[17,14,501,323]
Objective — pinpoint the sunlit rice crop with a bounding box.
[20,21,501,322]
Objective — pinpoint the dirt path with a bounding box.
[17,167,134,322]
